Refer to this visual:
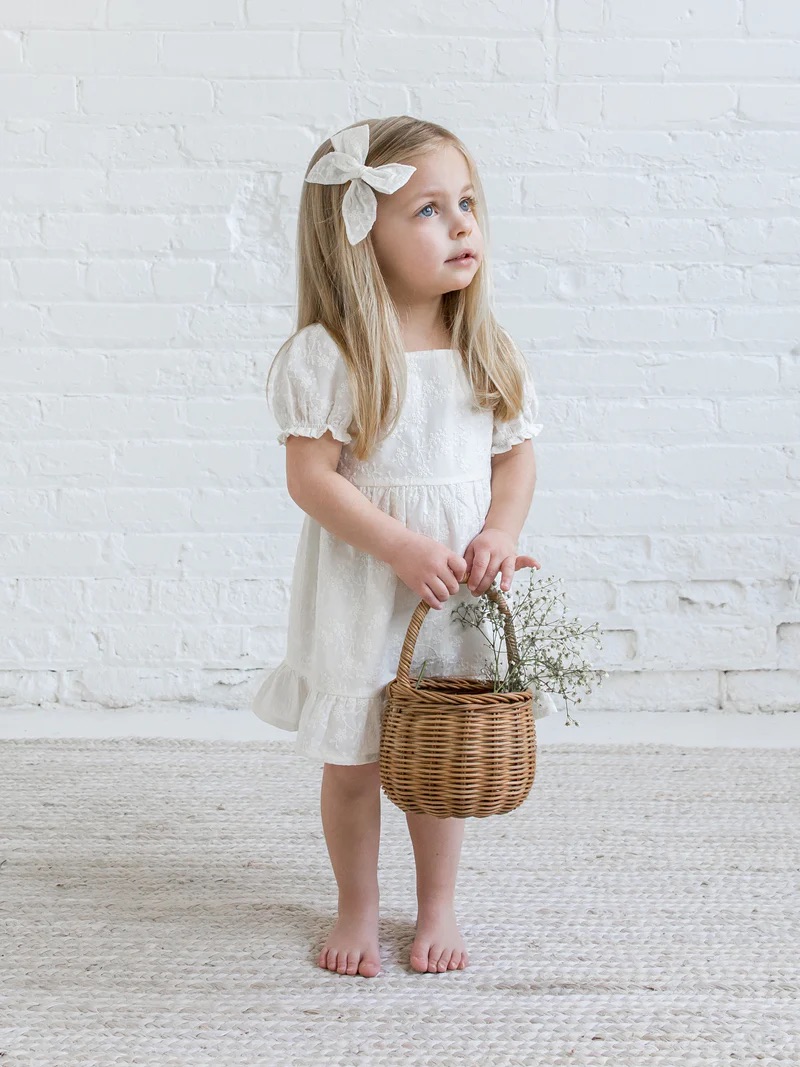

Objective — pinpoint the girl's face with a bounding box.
[370,143,483,304]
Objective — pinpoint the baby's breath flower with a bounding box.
[449,569,607,727]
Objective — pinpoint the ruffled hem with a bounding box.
[252,660,558,765]
[277,423,353,446]
[251,660,384,765]
[490,423,544,457]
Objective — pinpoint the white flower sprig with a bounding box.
[449,568,608,726]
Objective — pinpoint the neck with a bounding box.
[393,293,449,350]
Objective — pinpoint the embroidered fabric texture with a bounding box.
[252,322,552,764]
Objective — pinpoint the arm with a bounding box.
[482,439,537,541]
[285,430,410,565]
[464,439,540,596]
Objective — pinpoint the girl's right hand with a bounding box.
[387,532,469,611]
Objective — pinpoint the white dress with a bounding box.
[251,322,557,765]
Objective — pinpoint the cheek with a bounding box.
[412,228,448,265]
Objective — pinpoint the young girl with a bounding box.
[252,116,555,980]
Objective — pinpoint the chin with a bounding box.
[444,275,476,292]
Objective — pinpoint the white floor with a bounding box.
[1,707,798,747]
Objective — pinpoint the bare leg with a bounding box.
[405,812,469,973]
[318,760,382,978]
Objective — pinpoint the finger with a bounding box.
[422,584,444,610]
[449,554,469,583]
[497,557,516,591]
[515,555,539,571]
[430,575,453,602]
[468,555,490,593]
[442,569,461,596]
[474,563,501,597]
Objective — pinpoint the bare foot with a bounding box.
[318,906,382,978]
[410,906,469,973]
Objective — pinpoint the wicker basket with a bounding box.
[380,578,536,819]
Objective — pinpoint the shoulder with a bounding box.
[276,322,344,371]
[267,322,353,415]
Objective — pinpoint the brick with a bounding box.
[214,78,349,119]
[417,82,548,124]
[0,168,105,208]
[606,0,742,36]
[0,30,24,70]
[1,76,77,117]
[108,0,241,28]
[559,39,672,78]
[603,84,737,126]
[356,0,545,32]
[246,0,346,24]
[1,0,102,28]
[181,123,312,164]
[106,169,240,209]
[152,260,215,300]
[161,31,294,76]
[496,39,547,81]
[298,31,347,76]
[45,123,184,165]
[26,30,160,72]
[739,86,800,126]
[13,260,85,300]
[358,35,490,79]
[80,76,214,116]
[556,83,603,125]
[556,0,604,32]
[744,1,800,36]
[0,125,45,165]
[85,260,154,300]
[669,39,800,80]
[47,303,183,344]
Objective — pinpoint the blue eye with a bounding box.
[417,197,475,217]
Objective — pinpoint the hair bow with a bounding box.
[304,123,416,245]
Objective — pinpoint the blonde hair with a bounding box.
[268,114,530,461]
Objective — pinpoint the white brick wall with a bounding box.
[2,0,798,716]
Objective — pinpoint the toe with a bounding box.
[410,943,429,971]
[337,953,349,974]
[345,955,359,976]
[359,956,381,977]
[447,952,459,969]
[428,945,444,972]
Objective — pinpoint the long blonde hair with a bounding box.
[268,115,530,461]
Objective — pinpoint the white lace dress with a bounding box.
[251,322,557,764]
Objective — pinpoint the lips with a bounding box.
[447,251,476,262]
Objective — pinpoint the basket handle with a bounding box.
[395,578,522,689]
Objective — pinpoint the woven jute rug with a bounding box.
[2,737,798,1066]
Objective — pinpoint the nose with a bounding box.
[451,214,472,238]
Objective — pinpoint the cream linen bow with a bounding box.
[304,123,417,245]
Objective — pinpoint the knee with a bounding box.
[323,760,381,796]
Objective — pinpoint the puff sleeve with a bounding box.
[490,360,544,457]
[267,324,355,447]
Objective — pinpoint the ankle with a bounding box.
[337,888,380,915]
[416,896,456,921]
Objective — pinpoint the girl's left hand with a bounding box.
[462,526,540,597]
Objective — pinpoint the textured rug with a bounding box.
[1,737,798,1066]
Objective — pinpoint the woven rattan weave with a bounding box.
[381,579,536,818]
